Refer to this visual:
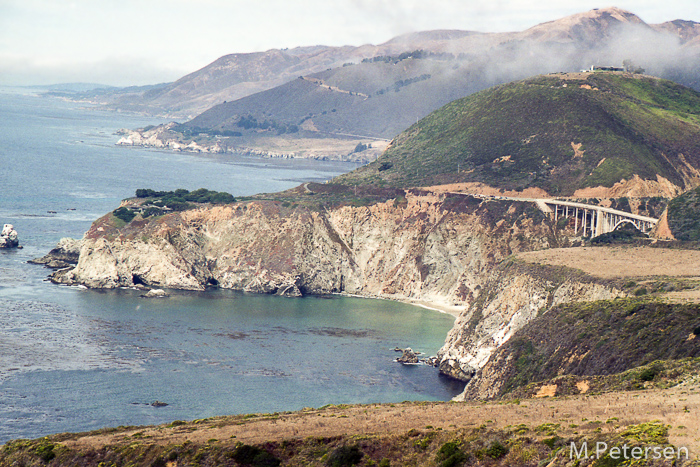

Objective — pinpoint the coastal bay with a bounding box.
[0,89,461,443]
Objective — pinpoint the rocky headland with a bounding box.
[29,237,81,268]
[116,124,388,163]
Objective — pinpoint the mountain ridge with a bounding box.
[94,7,700,119]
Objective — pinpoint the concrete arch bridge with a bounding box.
[449,193,658,237]
[535,199,658,237]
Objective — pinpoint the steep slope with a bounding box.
[49,191,560,311]
[461,298,700,400]
[182,52,489,140]
[665,184,700,240]
[121,46,356,116]
[337,73,700,197]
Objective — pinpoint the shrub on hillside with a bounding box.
[326,445,363,467]
[230,444,281,467]
[135,188,235,206]
[591,222,646,244]
[113,207,136,223]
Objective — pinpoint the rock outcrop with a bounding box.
[0,224,19,248]
[142,289,169,298]
[394,348,422,364]
[436,260,624,396]
[49,192,556,302]
[29,237,81,268]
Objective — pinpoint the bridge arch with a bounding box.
[611,219,640,232]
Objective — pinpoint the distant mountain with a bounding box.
[515,6,649,42]
[115,7,700,163]
[336,72,700,198]
[109,7,700,118]
[182,50,483,139]
[651,19,700,43]
[42,83,115,92]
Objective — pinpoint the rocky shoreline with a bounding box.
[115,125,388,163]
[28,237,81,268]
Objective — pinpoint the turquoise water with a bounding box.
[0,89,461,442]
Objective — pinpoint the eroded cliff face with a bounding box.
[436,261,624,399]
[52,192,556,305]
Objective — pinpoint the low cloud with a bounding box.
[0,54,189,87]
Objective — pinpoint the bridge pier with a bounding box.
[449,192,658,238]
[542,201,656,237]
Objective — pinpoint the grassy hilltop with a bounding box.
[337,73,700,195]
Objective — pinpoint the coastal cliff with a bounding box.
[437,260,624,394]
[116,124,388,162]
[48,189,633,385]
[51,191,556,302]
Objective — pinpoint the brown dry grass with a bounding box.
[64,384,700,457]
[516,246,700,280]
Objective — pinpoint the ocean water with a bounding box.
[0,89,461,443]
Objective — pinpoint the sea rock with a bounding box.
[29,237,81,268]
[142,288,169,298]
[395,347,421,364]
[421,356,439,367]
[150,400,168,407]
[394,348,440,366]
[0,224,19,248]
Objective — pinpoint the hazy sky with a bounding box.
[1,0,699,86]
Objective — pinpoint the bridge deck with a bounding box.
[542,199,658,223]
[446,192,658,228]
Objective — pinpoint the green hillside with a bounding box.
[465,298,700,400]
[667,184,700,240]
[337,73,700,195]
